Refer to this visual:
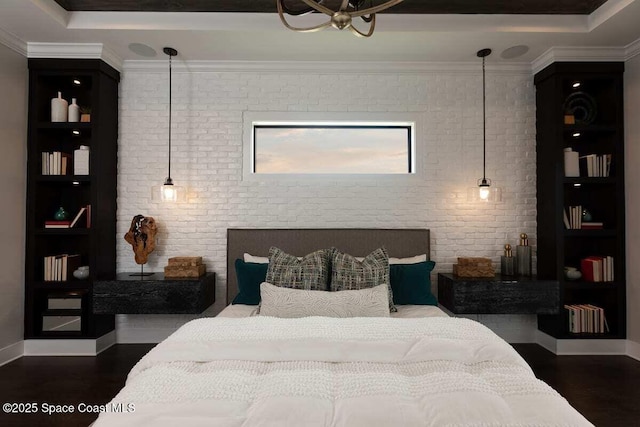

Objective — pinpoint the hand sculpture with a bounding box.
[124,215,157,265]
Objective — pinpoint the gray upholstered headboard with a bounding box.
[226,228,430,304]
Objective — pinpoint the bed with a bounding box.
[94,229,592,427]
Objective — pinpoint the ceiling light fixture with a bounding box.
[276,0,404,38]
[152,47,184,202]
[469,48,502,203]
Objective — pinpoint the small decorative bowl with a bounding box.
[564,267,582,280]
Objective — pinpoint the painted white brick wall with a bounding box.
[116,66,537,342]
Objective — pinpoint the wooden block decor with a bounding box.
[164,256,205,278]
[164,264,206,278]
[453,257,495,277]
[168,256,203,267]
[457,257,492,267]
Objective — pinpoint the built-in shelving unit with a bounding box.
[534,62,625,339]
[24,59,119,340]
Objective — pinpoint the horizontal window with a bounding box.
[251,123,414,174]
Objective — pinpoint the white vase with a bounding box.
[51,92,68,122]
[73,266,89,280]
[68,98,79,122]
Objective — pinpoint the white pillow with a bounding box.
[335,255,427,264]
[245,253,427,265]
[259,282,390,318]
[244,252,304,263]
[243,253,269,264]
[389,254,428,265]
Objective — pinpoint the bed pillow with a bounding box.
[243,253,269,264]
[259,282,390,318]
[330,247,396,312]
[390,261,437,305]
[389,254,428,265]
[265,247,331,291]
[232,259,268,305]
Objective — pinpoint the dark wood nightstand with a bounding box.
[437,273,558,315]
[93,272,215,314]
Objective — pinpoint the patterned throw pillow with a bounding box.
[265,247,331,291]
[259,282,390,318]
[330,247,395,312]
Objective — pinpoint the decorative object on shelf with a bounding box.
[164,256,206,278]
[51,91,68,122]
[564,266,582,281]
[72,266,90,280]
[276,0,403,38]
[68,98,79,122]
[468,48,502,203]
[80,107,91,123]
[563,147,580,177]
[501,244,515,276]
[582,208,593,222]
[562,91,597,125]
[453,257,495,278]
[54,206,69,220]
[124,214,157,276]
[152,47,185,202]
[564,115,575,125]
[516,233,532,276]
[74,145,90,175]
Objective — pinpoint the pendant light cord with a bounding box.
[168,52,172,181]
[482,54,486,181]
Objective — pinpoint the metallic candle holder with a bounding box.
[516,233,532,276]
[501,244,515,276]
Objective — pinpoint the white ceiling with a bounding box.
[1,0,640,69]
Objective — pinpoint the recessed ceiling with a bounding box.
[53,0,608,15]
[1,0,639,66]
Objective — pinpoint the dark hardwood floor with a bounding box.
[0,343,638,426]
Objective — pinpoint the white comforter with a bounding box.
[94,316,592,427]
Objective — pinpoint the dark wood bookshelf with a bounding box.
[25,59,119,340]
[535,62,626,340]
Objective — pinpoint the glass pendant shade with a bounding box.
[467,179,502,202]
[152,178,185,202]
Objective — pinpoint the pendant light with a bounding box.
[468,48,502,203]
[152,47,184,202]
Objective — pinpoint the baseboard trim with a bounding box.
[0,341,24,366]
[24,331,116,356]
[627,340,640,361]
[96,331,117,354]
[116,327,177,344]
[535,331,627,355]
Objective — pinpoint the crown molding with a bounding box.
[27,42,123,70]
[625,37,640,61]
[531,46,627,75]
[122,59,532,75]
[0,27,28,57]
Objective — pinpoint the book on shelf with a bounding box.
[581,221,604,230]
[580,256,614,282]
[564,304,609,334]
[44,220,71,229]
[563,205,582,229]
[43,254,81,282]
[69,206,87,228]
[41,151,72,175]
[579,154,612,177]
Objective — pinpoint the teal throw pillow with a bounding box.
[390,261,437,305]
[232,259,268,305]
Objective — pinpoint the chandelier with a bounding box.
[276,0,404,38]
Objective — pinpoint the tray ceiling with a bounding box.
[53,0,608,15]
